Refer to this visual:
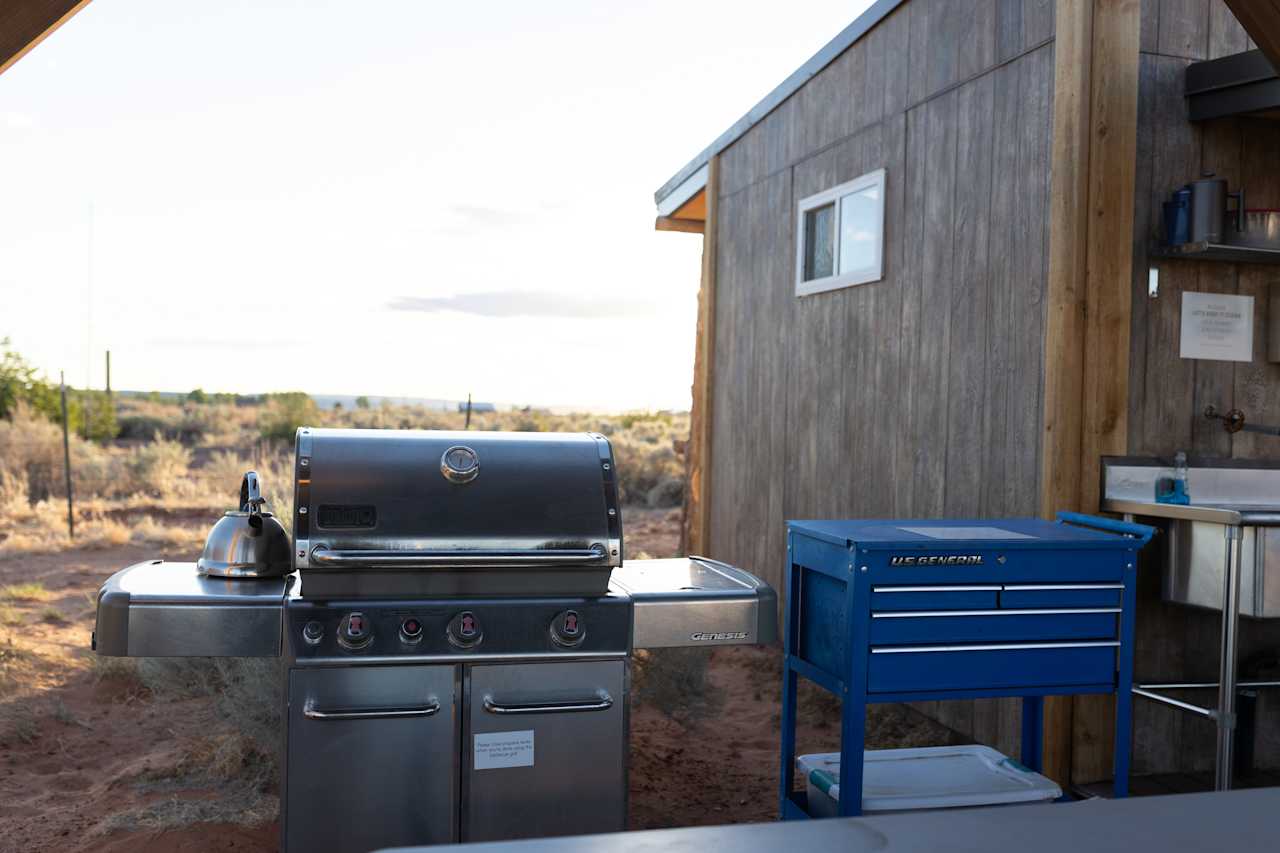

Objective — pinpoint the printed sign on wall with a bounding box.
[474,729,535,770]
[1180,292,1254,362]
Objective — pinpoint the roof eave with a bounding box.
[652,0,906,209]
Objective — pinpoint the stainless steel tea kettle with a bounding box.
[197,471,292,578]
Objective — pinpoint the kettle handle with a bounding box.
[239,471,265,513]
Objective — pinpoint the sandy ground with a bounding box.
[0,507,953,851]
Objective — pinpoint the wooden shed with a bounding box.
[655,0,1280,792]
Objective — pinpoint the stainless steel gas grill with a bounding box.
[92,428,776,853]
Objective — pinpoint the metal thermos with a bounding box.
[1164,186,1191,245]
[1189,174,1245,243]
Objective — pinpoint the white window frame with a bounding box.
[794,168,886,297]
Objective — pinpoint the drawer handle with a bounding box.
[872,585,1001,593]
[483,694,613,715]
[872,608,1120,618]
[871,641,1120,654]
[1001,584,1124,591]
[304,699,441,720]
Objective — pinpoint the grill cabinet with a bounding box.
[779,513,1153,819]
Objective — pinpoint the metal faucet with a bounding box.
[1204,406,1280,438]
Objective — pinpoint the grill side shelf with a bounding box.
[610,557,778,649]
[93,561,289,658]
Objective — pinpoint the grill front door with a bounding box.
[285,664,459,853]
[463,660,627,841]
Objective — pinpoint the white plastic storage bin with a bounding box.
[796,745,1061,817]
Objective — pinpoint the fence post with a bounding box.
[59,371,74,539]
[465,393,472,430]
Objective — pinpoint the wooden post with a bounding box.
[1074,0,1141,786]
[683,158,720,557]
[59,371,74,539]
[464,394,472,430]
[1041,0,1140,787]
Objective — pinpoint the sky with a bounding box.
[0,0,873,411]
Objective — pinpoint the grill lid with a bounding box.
[293,428,622,585]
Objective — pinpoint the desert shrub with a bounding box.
[126,434,195,497]
[646,476,684,508]
[116,411,177,440]
[632,647,721,718]
[201,450,252,497]
[611,434,683,504]
[0,469,26,511]
[0,404,128,500]
[258,392,320,441]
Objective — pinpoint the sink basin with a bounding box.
[1102,458,1280,618]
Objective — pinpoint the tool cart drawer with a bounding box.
[868,610,1119,645]
[999,584,1123,609]
[867,642,1119,693]
[870,586,1000,612]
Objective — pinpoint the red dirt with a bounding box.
[0,513,951,851]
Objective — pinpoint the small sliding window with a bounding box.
[794,168,886,297]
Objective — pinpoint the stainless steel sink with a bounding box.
[1102,459,1280,618]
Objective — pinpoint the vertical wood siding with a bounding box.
[1127,0,1280,775]
[707,0,1056,757]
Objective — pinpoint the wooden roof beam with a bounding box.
[1224,0,1280,71]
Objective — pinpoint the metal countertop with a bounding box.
[93,561,293,657]
[1102,498,1280,527]
[376,788,1280,853]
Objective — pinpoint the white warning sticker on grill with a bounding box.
[474,730,535,770]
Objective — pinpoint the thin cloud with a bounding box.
[147,334,306,349]
[388,290,654,319]
[1,112,37,130]
[447,204,533,227]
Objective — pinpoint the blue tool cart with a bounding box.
[779,513,1155,819]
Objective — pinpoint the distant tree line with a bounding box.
[0,338,116,440]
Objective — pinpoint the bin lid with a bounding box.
[797,745,1062,812]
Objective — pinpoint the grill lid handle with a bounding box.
[308,544,609,566]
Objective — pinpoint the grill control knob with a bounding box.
[551,609,585,648]
[447,611,482,649]
[400,617,424,644]
[337,611,373,651]
[302,620,324,646]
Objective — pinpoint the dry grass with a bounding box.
[1,582,52,601]
[0,700,38,746]
[87,656,283,832]
[39,605,67,624]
